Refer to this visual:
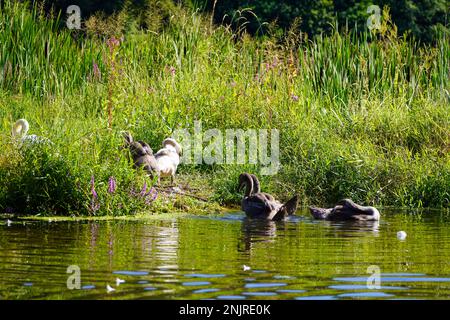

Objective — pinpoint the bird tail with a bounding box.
[272,195,298,221]
[284,195,298,215]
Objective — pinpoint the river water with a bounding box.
[1,209,449,299]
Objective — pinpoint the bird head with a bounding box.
[121,131,133,145]
[238,173,253,195]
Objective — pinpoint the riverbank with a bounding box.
[0,1,448,216]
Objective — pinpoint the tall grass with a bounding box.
[0,1,101,97]
[0,0,448,215]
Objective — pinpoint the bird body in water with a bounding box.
[122,132,159,178]
[309,199,380,221]
[238,173,298,221]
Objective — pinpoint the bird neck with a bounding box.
[243,177,254,197]
[252,176,261,194]
[12,119,29,137]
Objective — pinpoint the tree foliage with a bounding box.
[205,0,448,41]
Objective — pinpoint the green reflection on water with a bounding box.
[0,209,450,300]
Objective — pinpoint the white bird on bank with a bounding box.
[106,284,116,293]
[116,278,125,286]
[12,119,51,146]
[6,219,12,227]
[397,231,407,240]
[154,138,182,185]
[243,265,251,271]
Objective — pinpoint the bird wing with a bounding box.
[242,193,276,218]
[155,149,172,158]
[137,141,153,155]
[260,192,276,202]
[330,200,371,220]
[130,142,147,157]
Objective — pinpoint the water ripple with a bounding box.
[113,271,149,276]
[245,283,287,289]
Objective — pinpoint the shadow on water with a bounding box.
[319,220,381,236]
[239,218,278,252]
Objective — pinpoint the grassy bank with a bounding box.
[0,1,449,216]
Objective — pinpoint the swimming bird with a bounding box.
[238,173,298,221]
[12,119,51,146]
[122,132,159,178]
[309,199,380,221]
[154,138,182,184]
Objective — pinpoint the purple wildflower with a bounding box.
[129,187,138,197]
[166,66,176,76]
[89,175,100,214]
[136,183,158,205]
[291,94,299,102]
[140,181,148,197]
[106,36,120,53]
[129,183,158,207]
[93,61,101,80]
[150,188,158,201]
[90,175,98,199]
[271,57,279,68]
[108,176,117,194]
[5,207,14,213]
[144,188,158,206]
[89,199,100,213]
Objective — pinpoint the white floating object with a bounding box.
[116,278,125,286]
[6,220,12,227]
[397,231,407,240]
[243,265,251,271]
[106,284,116,293]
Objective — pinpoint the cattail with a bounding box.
[108,176,117,194]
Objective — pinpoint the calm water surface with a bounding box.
[1,209,450,300]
